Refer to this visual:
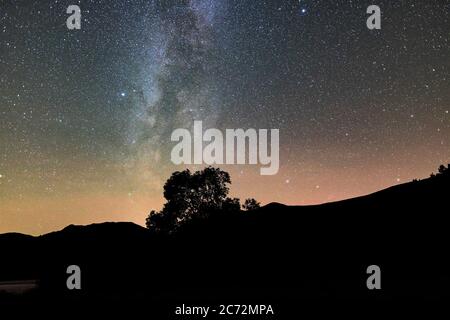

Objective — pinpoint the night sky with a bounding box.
[1,0,449,235]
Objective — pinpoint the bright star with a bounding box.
[301,8,306,13]
[120,92,126,97]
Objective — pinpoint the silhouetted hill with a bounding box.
[1,175,449,313]
[0,232,34,242]
[41,222,150,243]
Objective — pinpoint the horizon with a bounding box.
[0,169,443,236]
[1,1,449,235]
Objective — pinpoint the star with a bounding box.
[120,92,126,97]
[298,7,308,16]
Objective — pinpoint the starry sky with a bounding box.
[1,0,449,235]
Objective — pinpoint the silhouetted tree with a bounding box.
[146,167,255,233]
[242,198,261,211]
[222,197,241,213]
[430,164,450,179]
[437,164,449,175]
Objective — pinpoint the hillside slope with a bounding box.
[1,175,449,306]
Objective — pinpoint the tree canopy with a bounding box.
[146,167,259,233]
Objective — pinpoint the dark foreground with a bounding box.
[1,175,449,316]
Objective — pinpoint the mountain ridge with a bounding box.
[0,176,441,238]
[1,174,448,304]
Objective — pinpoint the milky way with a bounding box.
[125,0,226,188]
